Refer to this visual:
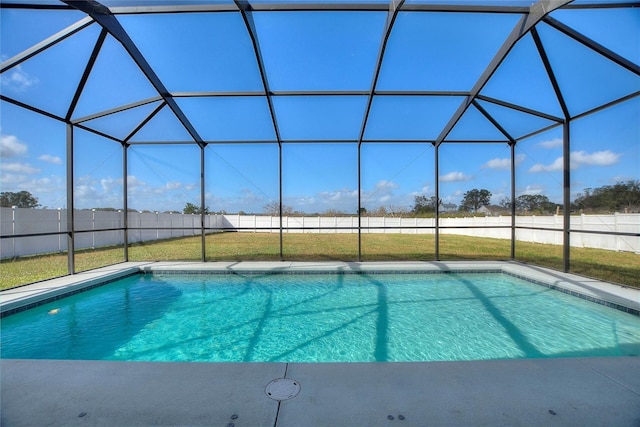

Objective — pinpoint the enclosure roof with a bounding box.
[1,0,639,147]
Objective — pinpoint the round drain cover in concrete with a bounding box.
[265,378,301,401]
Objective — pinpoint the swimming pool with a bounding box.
[2,271,639,362]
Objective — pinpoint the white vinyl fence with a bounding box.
[1,207,638,259]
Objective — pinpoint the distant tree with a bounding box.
[323,209,345,216]
[368,206,387,216]
[459,189,491,213]
[412,195,439,215]
[386,205,410,217]
[358,207,368,216]
[573,180,640,213]
[263,201,293,216]
[0,191,40,208]
[183,202,209,215]
[514,194,557,215]
[499,197,513,210]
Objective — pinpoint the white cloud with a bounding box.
[0,65,39,92]
[319,189,358,202]
[164,181,182,190]
[0,162,40,174]
[100,177,122,193]
[529,158,563,173]
[38,154,62,164]
[374,180,399,191]
[518,185,544,196]
[74,184,98,200]
[571,150,620,166]
[529,150,621,173]
[0,134,28,157]
[439,171,472,182]
[483,154,525,170]
[537,138,563,149]
[127,175,145,187]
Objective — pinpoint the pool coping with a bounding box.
[1,260,639,317]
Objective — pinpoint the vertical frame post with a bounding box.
[123,143,129,261]
[200,146,206,262]
[434,143,440,261]
[358,143,362,261]
[279,143,283,260]
[563,120,570,272]
[510,142,516,260]
[66,123,75,274]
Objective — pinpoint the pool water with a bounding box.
[2,273,639,362]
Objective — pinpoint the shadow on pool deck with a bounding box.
[2,357,639,426]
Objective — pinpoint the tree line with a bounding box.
[3,180,638,215]
[412,180,639,216]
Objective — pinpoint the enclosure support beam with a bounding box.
[123,144,129,262]
[563,121,570,273]
[66,29,107,121]
[543,16,640,77]
[233,0,285,260]
[66,123,75,275]
[358,145,362,261]
[0,16,94,74]
[434,143,440,261]
[435,0,571,146]
[357,0,404,145]
[532,26,571,272]
[279,145,284,260]
[63,0,205,148]
[510,142,516,260]
[200,147,206,262]
[356,0,405,261]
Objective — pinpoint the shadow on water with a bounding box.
[5,272,638,362]
[0,275,182,360]
[448,274,640,359]
[260,273,390,362]
[360,274,390,362]
[451,275,545,358]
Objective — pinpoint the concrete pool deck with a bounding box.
[2,261,640,426]
[2,357,640,426]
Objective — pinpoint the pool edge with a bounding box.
[1,261,638,317]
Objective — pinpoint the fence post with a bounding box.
[92,209,96,249]
[11,206,16,258]
[614,212,619,252]
[58,208,62,252]
[138,211,143,243]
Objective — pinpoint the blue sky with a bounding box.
[1,3,638,214]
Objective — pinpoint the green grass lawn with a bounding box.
[1,232,638,290]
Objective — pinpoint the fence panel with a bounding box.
[2,208,638,258]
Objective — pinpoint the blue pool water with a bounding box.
[2,273,639,362]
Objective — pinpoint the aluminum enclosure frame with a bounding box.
[1,0,639,279]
